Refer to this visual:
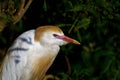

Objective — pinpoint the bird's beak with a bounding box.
[60,35,80,45]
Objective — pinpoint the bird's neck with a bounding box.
[43,44,60,55]
[34,41,60,56]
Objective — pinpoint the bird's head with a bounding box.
[34,26,80,46]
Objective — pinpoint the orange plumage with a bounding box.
[0,26,80,80]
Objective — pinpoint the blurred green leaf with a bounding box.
[0,0,120,80]
[0,33,7,44]
[43,0,47,11]
[77,18,90,30]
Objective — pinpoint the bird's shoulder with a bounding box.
[6,29,37,62]
[9,30,35,50]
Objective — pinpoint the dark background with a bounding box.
[0,0,120,80]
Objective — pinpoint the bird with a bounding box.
[0,25,80,80]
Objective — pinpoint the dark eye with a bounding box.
[53,34,58,37]
[53,34,61,39]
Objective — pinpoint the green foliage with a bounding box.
[42,0,120,80]
[0,0,120,80]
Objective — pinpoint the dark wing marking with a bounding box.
[14,59,20,64]
[19,37,32,45]
[9,47,28,53]
[11,55,21,64]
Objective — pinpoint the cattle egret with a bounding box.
[0,26,80,80]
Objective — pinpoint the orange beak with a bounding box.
[53,34,80,44]
[61,35,80,45]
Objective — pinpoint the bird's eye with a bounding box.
[53,34,58,37]
[53,34,61,39]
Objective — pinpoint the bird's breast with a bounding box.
[22,45,59,80]
[29,54,56,80]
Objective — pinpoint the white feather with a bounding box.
[0,29,62,80]
[0,26,79,80]
[1,30,35,80]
